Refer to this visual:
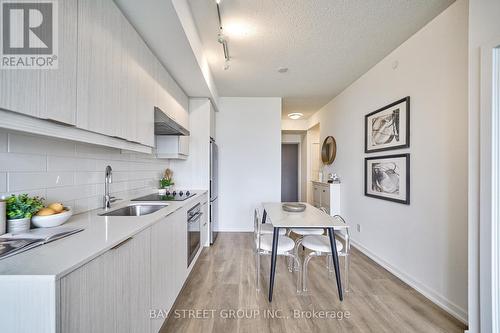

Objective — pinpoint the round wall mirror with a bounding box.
[321,136,337,165]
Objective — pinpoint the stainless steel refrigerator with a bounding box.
[209,139,218,244]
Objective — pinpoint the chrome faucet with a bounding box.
[103,165,119,209]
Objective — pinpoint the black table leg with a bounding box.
[327,227,343,301]
[268,227,279,302]
[262,210,267,224]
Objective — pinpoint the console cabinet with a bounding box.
[312,181,341,216]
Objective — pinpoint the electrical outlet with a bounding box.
[356,224,361,232]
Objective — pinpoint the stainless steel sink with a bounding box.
[100,203,169,217]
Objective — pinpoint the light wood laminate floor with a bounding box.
[161,233,466,333]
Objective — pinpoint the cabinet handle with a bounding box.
[111,237,132,250]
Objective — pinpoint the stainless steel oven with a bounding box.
[187,203,201,267]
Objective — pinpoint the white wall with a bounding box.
[468,0,500,331]
[216,97,281,231]
[309,0,468,322]
[170,98,211,190]
[0,130,169,214]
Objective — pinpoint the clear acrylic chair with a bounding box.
[288,227,325,271]
[254,208,301,293]
[300,210,350,293]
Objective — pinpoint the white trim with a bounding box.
[349,238,468,325]
[490,44,500,333]
[479,38,500,333]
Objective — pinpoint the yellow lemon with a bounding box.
[36,208,56,216]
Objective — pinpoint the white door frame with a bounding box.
[480,38,500,333]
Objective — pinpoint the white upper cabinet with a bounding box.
[155,60,189,131]
[0,0,78,125]
[77,0,156,147]
[0,0,187,150]
[77,0,123,137]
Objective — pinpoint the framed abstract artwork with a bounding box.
[365,154,410,204]
[365,97,410,153]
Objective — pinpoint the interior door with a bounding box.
[281,144,299,202]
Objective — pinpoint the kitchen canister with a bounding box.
[0,196,6,236]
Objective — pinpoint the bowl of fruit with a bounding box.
[31,203,73,228]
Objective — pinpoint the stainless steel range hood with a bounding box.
[154,106,190,136]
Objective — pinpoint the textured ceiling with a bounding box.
[188,0,455,118]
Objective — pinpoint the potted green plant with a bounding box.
[6,194,44,234]
[159,169,174,191]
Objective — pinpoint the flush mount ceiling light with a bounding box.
[277,67,288,73]
[215,1,230,70]
[288,113,304,120]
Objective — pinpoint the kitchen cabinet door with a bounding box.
[77,0,122,137]
[61,229,151,333]
[313,185,320,207]
[320,186,330,212]
[151,215,176,333]
[61,250,116,333]
[201,201,209,247]
[173,206,188,295]
[0,0,77,125]
[114,230,151,333]
[78,0,156,146]
[134,40,156,147]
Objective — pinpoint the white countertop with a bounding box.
[263,202,348,229]
[0,190,208,279]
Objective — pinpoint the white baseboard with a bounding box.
[349,238,468,326]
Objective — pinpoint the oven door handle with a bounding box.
[188,212,203,224]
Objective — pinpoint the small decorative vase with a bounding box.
[7,217,31,234]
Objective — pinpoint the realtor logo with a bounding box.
[1,0,58,69]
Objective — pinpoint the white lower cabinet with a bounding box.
[60,250,116,333]
[150,206,188,332]
[201,199,209,247]
[114,230,151,333]
[60,228,151,333]
[58,196,206,333]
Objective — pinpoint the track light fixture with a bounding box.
[215,1,230,70]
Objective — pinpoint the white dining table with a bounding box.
[262,202,348,302]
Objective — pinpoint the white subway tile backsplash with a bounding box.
[95,159,131,172]
[0,173,6,193]
[0,188,47,199]
[46,184,98,202]
[74,196,102,214]
[128,179,148,190]
[74,171,101,185]
[0,130,169,214]
[8,172,74,192]
[111,171,129,182]
[0,153,46,172]
[110,181,128,194]
[8,132,76,156]
[75,143,125,160]
[47,156,97,172]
